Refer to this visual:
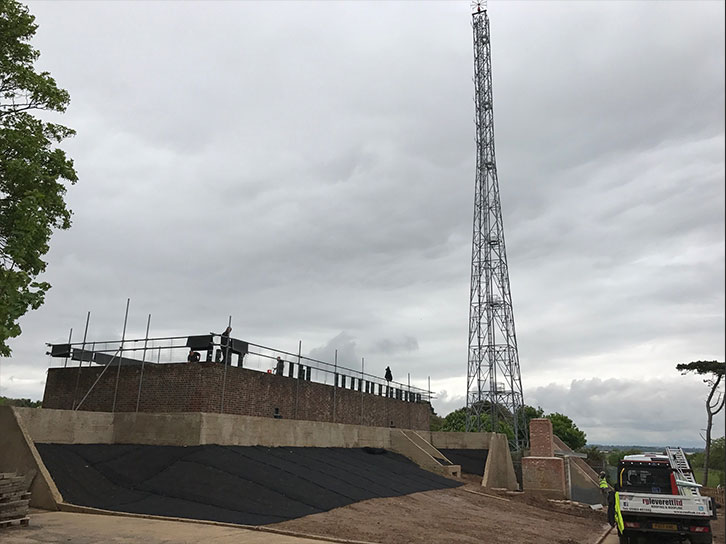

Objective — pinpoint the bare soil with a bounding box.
[273,477,611,544]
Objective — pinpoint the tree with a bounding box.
[0,395,41,407]
[676,361,725,486]
[443,407,489,432]
[439,407,514,440]
[0,0,78,356]
[708,436,725,472]
[687,439,724,478]
[579,445,606,472]
[547,412,587,450]
[522,404,544,422]
[429,404,444,432]
[513,404,544,447]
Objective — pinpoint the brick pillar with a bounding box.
[522,418,566,499]
[529,418,554,457]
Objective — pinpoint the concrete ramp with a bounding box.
[390,430,461,478]
[35,444,462,525]
[553,435,602,504]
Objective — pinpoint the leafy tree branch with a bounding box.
[0,0,78,356]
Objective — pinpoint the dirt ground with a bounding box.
[3,487,721,544]
[273,477,611,544]
[0,510,337,544]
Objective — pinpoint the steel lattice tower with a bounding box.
[466,2,526,451]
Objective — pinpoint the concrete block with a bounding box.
[481,433,519,490]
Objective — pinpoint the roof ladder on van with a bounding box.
[666,446,699,497]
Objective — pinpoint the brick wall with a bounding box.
[522,417,567,499]
[42,363,430,430]
[521,457,566,499]
[528,418,555,457]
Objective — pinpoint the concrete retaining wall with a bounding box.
[427,431,494,450]
[14,407,114,444]
[553,435,602,504]
[0,407,63,509]
[113,412,203,446]
[6,408,520,495]
[199,413,392,448]
[13,408,500,456]
[13,408,395,449]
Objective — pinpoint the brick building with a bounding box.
[43,362,430,430]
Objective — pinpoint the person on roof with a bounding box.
[218,326,232,364]
[384,366,393,397]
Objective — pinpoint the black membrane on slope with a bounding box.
[36,444,462,525]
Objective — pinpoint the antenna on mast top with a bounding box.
[471,1,487,14]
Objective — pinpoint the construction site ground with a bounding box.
[2,482,723,543]
[15,440,725,544]
[1,490,608,544]
[276,481,724,544]
[273,474,612,544]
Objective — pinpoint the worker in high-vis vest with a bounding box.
[599,471,609,505]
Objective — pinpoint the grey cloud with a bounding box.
[371,336,419,355]
[0,2,721,450]
[430,388,466,418]
[528,377,725,447]
[307,332,360,370]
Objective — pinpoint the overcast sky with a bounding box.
[1,1,723,447]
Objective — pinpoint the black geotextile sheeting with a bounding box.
[439,449,488,476]
[36,444,462,526]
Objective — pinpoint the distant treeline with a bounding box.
[593,444,704,453]
[0,396,42,408]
